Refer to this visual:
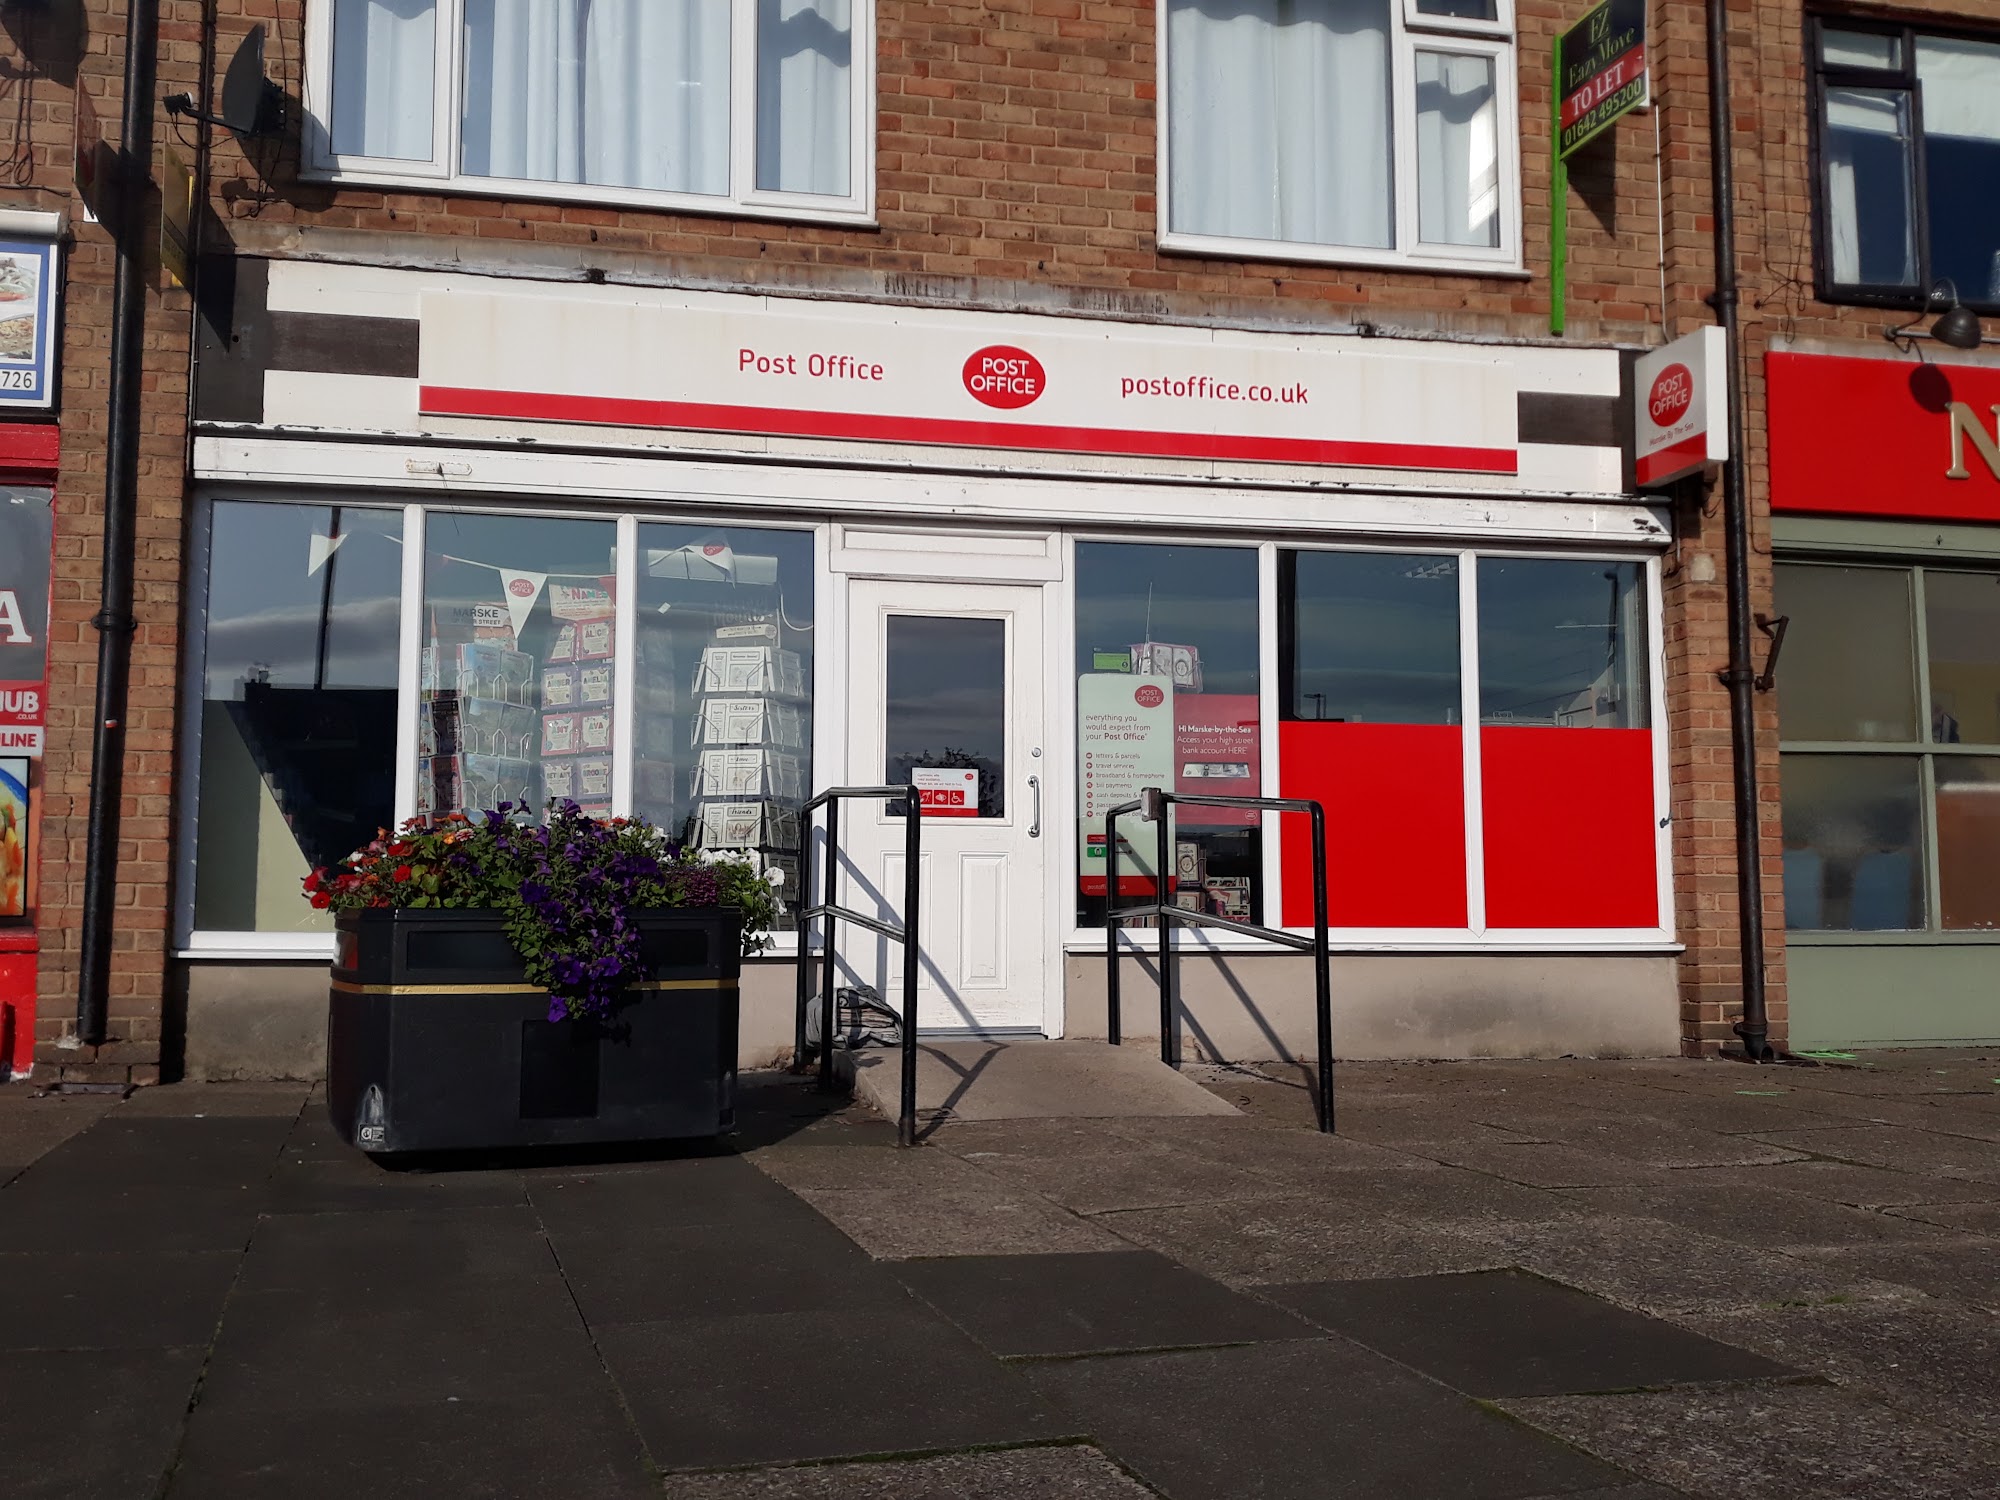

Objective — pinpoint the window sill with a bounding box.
[299,166,879,232]
[1071,931,1681,955]
[1785,930,2000,946]
[1156,230,1528,279]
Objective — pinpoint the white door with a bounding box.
[838,578,1048,1032]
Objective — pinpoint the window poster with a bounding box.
[0,489,53,758]
[1174,693,1261,825]
[0,239,58,408]
[0,757,26,919]
[1077,672,1176,894]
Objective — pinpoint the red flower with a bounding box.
[393,864,414,883]
[388,842,412,858]
[310,891,331,910]
[303,870,322,894]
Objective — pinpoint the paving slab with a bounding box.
[1394,1140,1672,1189]
[0,1346,206,1500]
[1502,1381,2000,1500]
[1787,1240,2000,1312]
[0,1250,239,1352]
[548,1216,912,1325]
[1445,1216,1923,1319]
[232,1203,565,1304]
[168,1391,659,1500]
[1105,1112,1436,1179]
[1557,1181,1954,1251]
[15,1115,294,1188]
[896,1249,1318,1357]
[596,1304,1073,1470]
[530,1153,814,1232]
[853,1040,1240,1122]
[790,1180,1127,1258]
[655,1444,1156,1499]
[117,1083,312,1118]
[1459,1112,1806,1169]
[0,1182,265,1255]
[1098,1195,1512,1286]
[942,1133,1301,1216]
[1718,1299,2000,1442]
[1028,1336,1644,1500]
[1749,1125,2000,1183]
[750,1138,1007,1195]
[1746,1159,2000,1209]
[1266,1270,1796,1397]
[1883,1199,2000,1233]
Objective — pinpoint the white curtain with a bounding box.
[1824,88,1915,287]
[756,0,853,196]
[331,0,437,160]
[462,0,732,196]
[1415,52,1497,248]
[1167,0,1393,248]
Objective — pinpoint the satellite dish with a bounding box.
[220,25,282,136]
[165,24,283,136]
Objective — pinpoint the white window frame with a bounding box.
[1155,0,1523,274]
[175,489,825,961]
[1069,535,1672,955]
[301,0,877,226]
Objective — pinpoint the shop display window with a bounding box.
[419,513,618,825]
[1779,561,2000,934]
[1074,542,1261,928]
[191,502,404,933]
[1476,559,1656,928]
[632,523,814,930]
[1278,550,1467,927]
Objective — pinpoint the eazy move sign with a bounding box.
[419,290,1520,476]
[1558,0,1648,159]
[0,491,53,757]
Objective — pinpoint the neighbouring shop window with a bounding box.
[1778,561,2000,933]
[419,512,618,824]
[192,502,404,933]
[1477,557,1657,928]
[1278,550,1466,928]
[313,0,869,221]
[1812,20,2000,309]
[1162,0,1517,270]
[633,523,813,928]
[1075,542,1261,928]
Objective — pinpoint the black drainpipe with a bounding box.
[76,0,162,1049]
[1702,0,1773,1062]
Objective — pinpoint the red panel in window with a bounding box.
[1279,721,1467,929]
[1480,726,1658,929]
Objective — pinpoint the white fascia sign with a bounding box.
[1634,326,1728,488]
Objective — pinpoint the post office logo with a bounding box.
[963,346,1045,410]
[1648,364,1693,428]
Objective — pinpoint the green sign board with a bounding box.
[1556,0,1649,160]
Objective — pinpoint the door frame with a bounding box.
[825,524,1068,1039]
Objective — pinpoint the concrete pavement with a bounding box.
[0,1050,1996,1497]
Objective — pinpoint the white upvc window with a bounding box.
[1159,0,1521,273]
[303,0,874,224]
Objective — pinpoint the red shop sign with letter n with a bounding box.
[1768,352,2000,524]
[0,490,52,757]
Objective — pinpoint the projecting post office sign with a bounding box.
[0,489,53,757]
[1634,327,1727,488]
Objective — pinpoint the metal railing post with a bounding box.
[792,814,813,1071]
[1156,806,1175,1069]
[899,785,922,1147]
[1104,809,1121,1046]
[816,796,841,1094]
[1310,803,1335,1135]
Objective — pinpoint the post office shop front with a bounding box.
[176,266,1678,1074]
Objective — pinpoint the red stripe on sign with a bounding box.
[1635,430,1712,487]
[420,386,1520,475]
[1560,47,1646,129]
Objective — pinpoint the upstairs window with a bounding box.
[306,0,871,222]
[1161,0,1519,271]
[1811,20,2000,310]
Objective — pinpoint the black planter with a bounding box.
[327,906,742,1154]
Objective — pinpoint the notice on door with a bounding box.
[912,766,979,817]
[1078,673,1176,895]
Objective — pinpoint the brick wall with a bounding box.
[12,0,1899,1077]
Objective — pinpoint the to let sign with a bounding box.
[1557,0,1648,159]
[0,490,53,757]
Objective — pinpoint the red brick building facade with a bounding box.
[2,0,1994,1085]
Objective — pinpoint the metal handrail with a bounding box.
[792,785,925,1146]
[1104,789,1335,1133]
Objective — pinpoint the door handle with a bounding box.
[1028,775,1041,838]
